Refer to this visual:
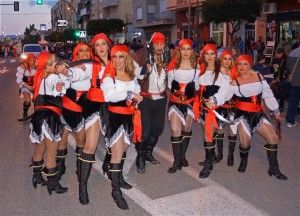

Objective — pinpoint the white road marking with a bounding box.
[0,60,6,64]
[10,59,16,63]
[68,135,269,215]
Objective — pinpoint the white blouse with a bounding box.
[101,77,141,103]
[199,70,230,102]
[168,68,200,90]
[16,66,36,86]
[38,74,67,97]
[216,80,279,111]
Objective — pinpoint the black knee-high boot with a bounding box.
[199,133,217,166]
[110,163,129,210]
[75,147,84,181]
[102,147,111,179]
[145,136,160,164]
[78,152,95,205]
[168,136,182,173]
[215,133,224,163]
[56,148,68,181]
[264,144,287,180]
[199,142,216,178]
[227,135,237,166]
[135,141,147,174]
[120,152,133,189]
[30,159,47,188]
[181,131,192,167]
[42,167,68,195]
[23,102,30,118]
[238,145,251,173]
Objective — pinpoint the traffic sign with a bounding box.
[79,31,87,38]
[57,20,68,27]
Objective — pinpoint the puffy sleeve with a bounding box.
[16,66,24,85]
[212,74,231,105]
[68,63,92,82]
[214,84,234,106]
[133,78,141,94]
[194,69,200,90]
[101,77,128,102]
[167,70,174,89]
[262,80,279,111]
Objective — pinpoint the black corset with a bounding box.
[202,85,220,99]
[171,80,196,99]
[110,100,128,107]
[235,93,262,103]
[34,95,62,109]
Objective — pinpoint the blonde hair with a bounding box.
[43,54,56,78]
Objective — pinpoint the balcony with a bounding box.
[136,12,175,27]
[101,0,119,8]
[167,0,204,10]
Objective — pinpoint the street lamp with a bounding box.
[60,0,78,29]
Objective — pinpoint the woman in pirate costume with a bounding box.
[29,51,68,194]
[166,39,200,173]
[217,50,239,166]
[16,53,36,119]
[57,43,92,182]
[207,55,287,180]
[197,44,231,178]
[101,45,142,210]
[78,33,111,205]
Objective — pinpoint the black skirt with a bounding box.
[105,111,133,147]
[29,109,62,143]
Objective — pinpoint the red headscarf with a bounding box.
[91,33,112,46]
[220,50,232,59]
[25,53,36,71]
[151,32,166,44]
[166,39,193,72]
[91,33,111,63]
[199,43,218,75]
[201,43,217,55]
[103,45,130,79]
[72,42,91,62]
[179,39,193,47]
[236,54,253,65]
[33,51,52,100]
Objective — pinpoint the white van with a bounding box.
[21,44,42,59]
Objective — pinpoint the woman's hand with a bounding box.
[75,64,86,71]
[274,112,282,121]
[132,92,143,105]
[205,98,215,109]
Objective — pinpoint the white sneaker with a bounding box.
[287,123,296,128]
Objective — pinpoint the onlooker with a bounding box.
[253,54,272,82]
[257,36,266,57]
[251,38,259,63]
[270,48,288,112]
[285,47,300,127]
[237,37,244,54]
[279,37,292,55]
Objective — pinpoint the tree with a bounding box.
[202,0,262,48]
[22,24,41,44]
[87,19,125,37]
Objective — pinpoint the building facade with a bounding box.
[51,0,80,32]
[132,0,176,43]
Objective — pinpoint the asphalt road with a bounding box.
[0,57,299,216]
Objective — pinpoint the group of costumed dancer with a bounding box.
[17,31,287,210]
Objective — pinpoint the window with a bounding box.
[147,4,156,14]
[160,0,167,12]
[137,7,142,20]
